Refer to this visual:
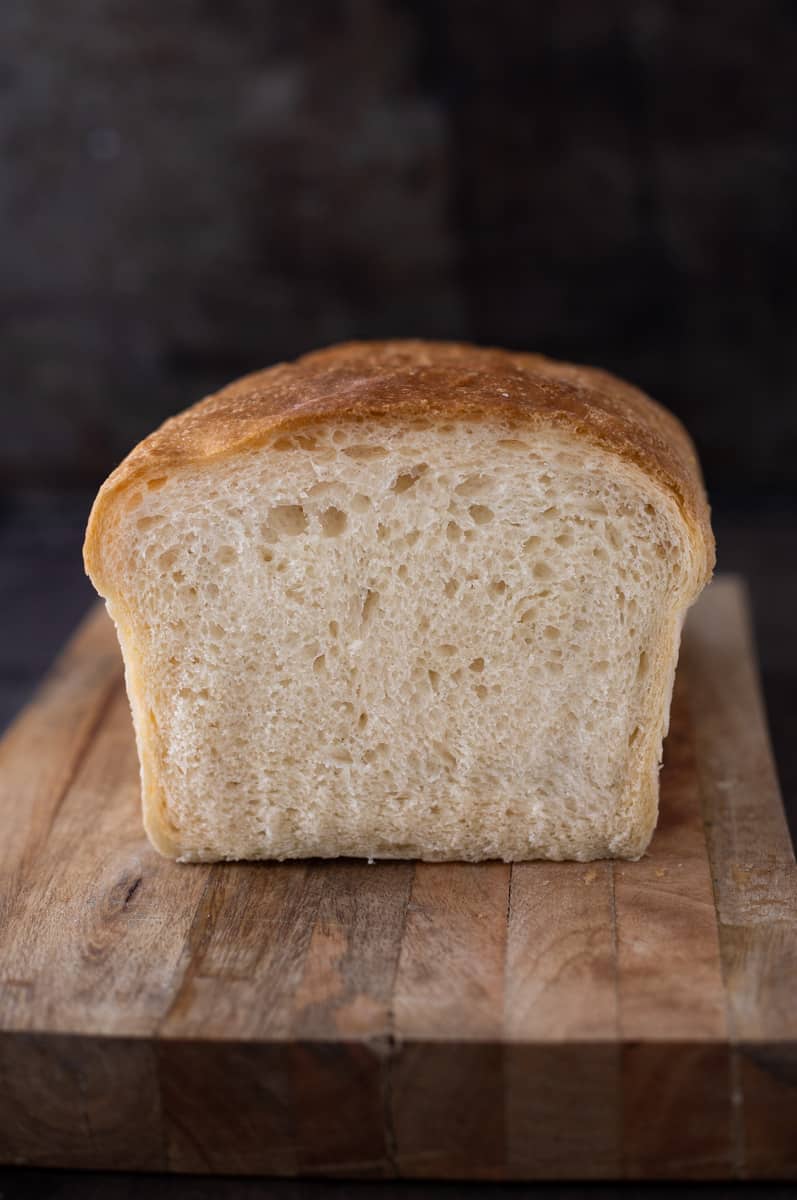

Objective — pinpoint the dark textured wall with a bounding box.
[2,1,796,493]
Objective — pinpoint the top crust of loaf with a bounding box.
[84,340,714,595]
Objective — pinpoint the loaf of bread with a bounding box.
[84,340,714,862]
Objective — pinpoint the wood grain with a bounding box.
[0,579,793,1180]
[504,860,620,1177]
[684,576,797,1179]
[391,862,509,1177]
[614,672,732,1178]
[0,684,210,1036]
[0,1034,163,1171]
[0,607,119,925]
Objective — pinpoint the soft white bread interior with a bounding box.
[87,368,712,862]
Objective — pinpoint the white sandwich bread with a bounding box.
[84,340,714,862]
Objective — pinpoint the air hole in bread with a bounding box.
[555,532,574,547]
[444,578,459,598]
[469,657,485,673]
[159,548,179,572]
[398,564,408,580]
[469,504,493,525]
[543,625,559,640]
[446,521,461,541]
[636,651,649,680]
[216,545,236,564]
[313,653,326,674]
[308,481,343,501]
[392,464,428,493]
[533,561,552,580]
[440,643,456,657]
[320,506,347,537]
[496,439,529,451]
[137,514,164,531]
[475,684,488,699]
[523,535,541,552]
[351,493,371,512]
[432,741,457,768]
[489,579,507,597]
[428,669,440,692]
[343,444,388,460]
[269,505,308,537]
[147,477,168,491]
[455,474,491,497]
[361,589,379,626]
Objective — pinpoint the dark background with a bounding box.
[2,0,797,494]
[0,2,795,1196]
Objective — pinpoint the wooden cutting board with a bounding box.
[0,576,795,1181]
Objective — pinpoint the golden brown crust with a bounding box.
[84,340,714,594]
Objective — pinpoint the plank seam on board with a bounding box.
[684,576,783,1179]
[689,616,748,1183]
[608,860,624,1178]
[383,860,416,1178]
[689,664,747,1182]
[42,675,123,846]
[154,869,218,1038]
[501,860,514,1030]
[502,863,513,1178]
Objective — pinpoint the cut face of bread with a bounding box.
[100,419,705,862]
